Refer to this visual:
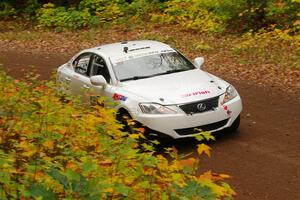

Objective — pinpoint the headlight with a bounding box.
[139,103,177,114]
[223,85,237,104]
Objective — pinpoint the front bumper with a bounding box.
[134,96,242,139]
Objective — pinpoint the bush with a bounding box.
[24,0,40,18]
[17,0,300,32]
[0,70,235,199]
[127,0,162,19]
[236,0,300,31]
[79,0,127,22]
[233,27,300,69]
[0,2,16,19]
[36,3,92,29]
[151,0,225,33]
[36,0,162,28]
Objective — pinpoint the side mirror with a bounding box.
[90,75,107,86]
[194,57,205,69]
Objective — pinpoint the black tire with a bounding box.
[117,111,138,134]
[226,115,240,133]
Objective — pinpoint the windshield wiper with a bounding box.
[120,75,153,82]
[168,69,189,73]
[159,69,189,75]
[120,69,189,82]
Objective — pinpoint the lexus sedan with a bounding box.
[57,40,242,139]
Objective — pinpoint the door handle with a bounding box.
[83,84,90,89]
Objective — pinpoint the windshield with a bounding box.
[112,52,196,81]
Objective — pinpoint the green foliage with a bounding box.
[36,3,92,29]
[79,0,127,22]
[24,0,40,17]
[233,27,300,69]
[152,0,299,32]
[0,2,16,19]
[36,0,162,28]
[0,70,235,199]
[151,0,225,33]
[236,0,300,31]
[11,0,297,33]
[127,0,162,18]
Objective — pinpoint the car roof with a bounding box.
[87,40,173,58]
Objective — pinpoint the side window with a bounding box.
[73,54,92,76]
[90,55,111,83]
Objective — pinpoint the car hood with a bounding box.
[119,69,227,104]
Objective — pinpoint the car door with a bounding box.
[68,53,93,101]
[88,54,114,104]
[57,53,92,97]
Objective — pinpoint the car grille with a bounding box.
[174,119,229,136]
[179,96,219,114]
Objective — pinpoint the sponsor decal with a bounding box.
[113,49,176,65]
[222,105,232,116]
[112,93,127,101]
[181,90,210,97]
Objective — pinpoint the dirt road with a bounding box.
[1,50,299,200]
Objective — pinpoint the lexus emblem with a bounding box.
[196,103,206,111]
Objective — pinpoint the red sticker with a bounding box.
[182,90,210,97]
[113,93,127,101]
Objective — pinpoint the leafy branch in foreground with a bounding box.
[0,70,235,199]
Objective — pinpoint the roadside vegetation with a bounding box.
[0,70,235,199]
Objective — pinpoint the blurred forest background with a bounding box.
[1,0,299,71]
[1,0,299,32]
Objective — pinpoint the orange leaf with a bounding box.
[99,159,112,167]
[198,170,213,181]
[178,158,196,168]
[219,173,231,179]
[66,161,77,170]
[43,140,54,150]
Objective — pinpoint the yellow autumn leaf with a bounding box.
[127,121,136,126]
[129,133,140,139]
[197,143,211,158]
[43,140,54,149]
[22,149,36,157]
[104,187,114,193]
[219,173,231,179]
[19,141,29,148]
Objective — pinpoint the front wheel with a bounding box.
[226,115,240,133]
[117,112,140,134]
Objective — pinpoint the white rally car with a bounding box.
[57,40,242,139]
